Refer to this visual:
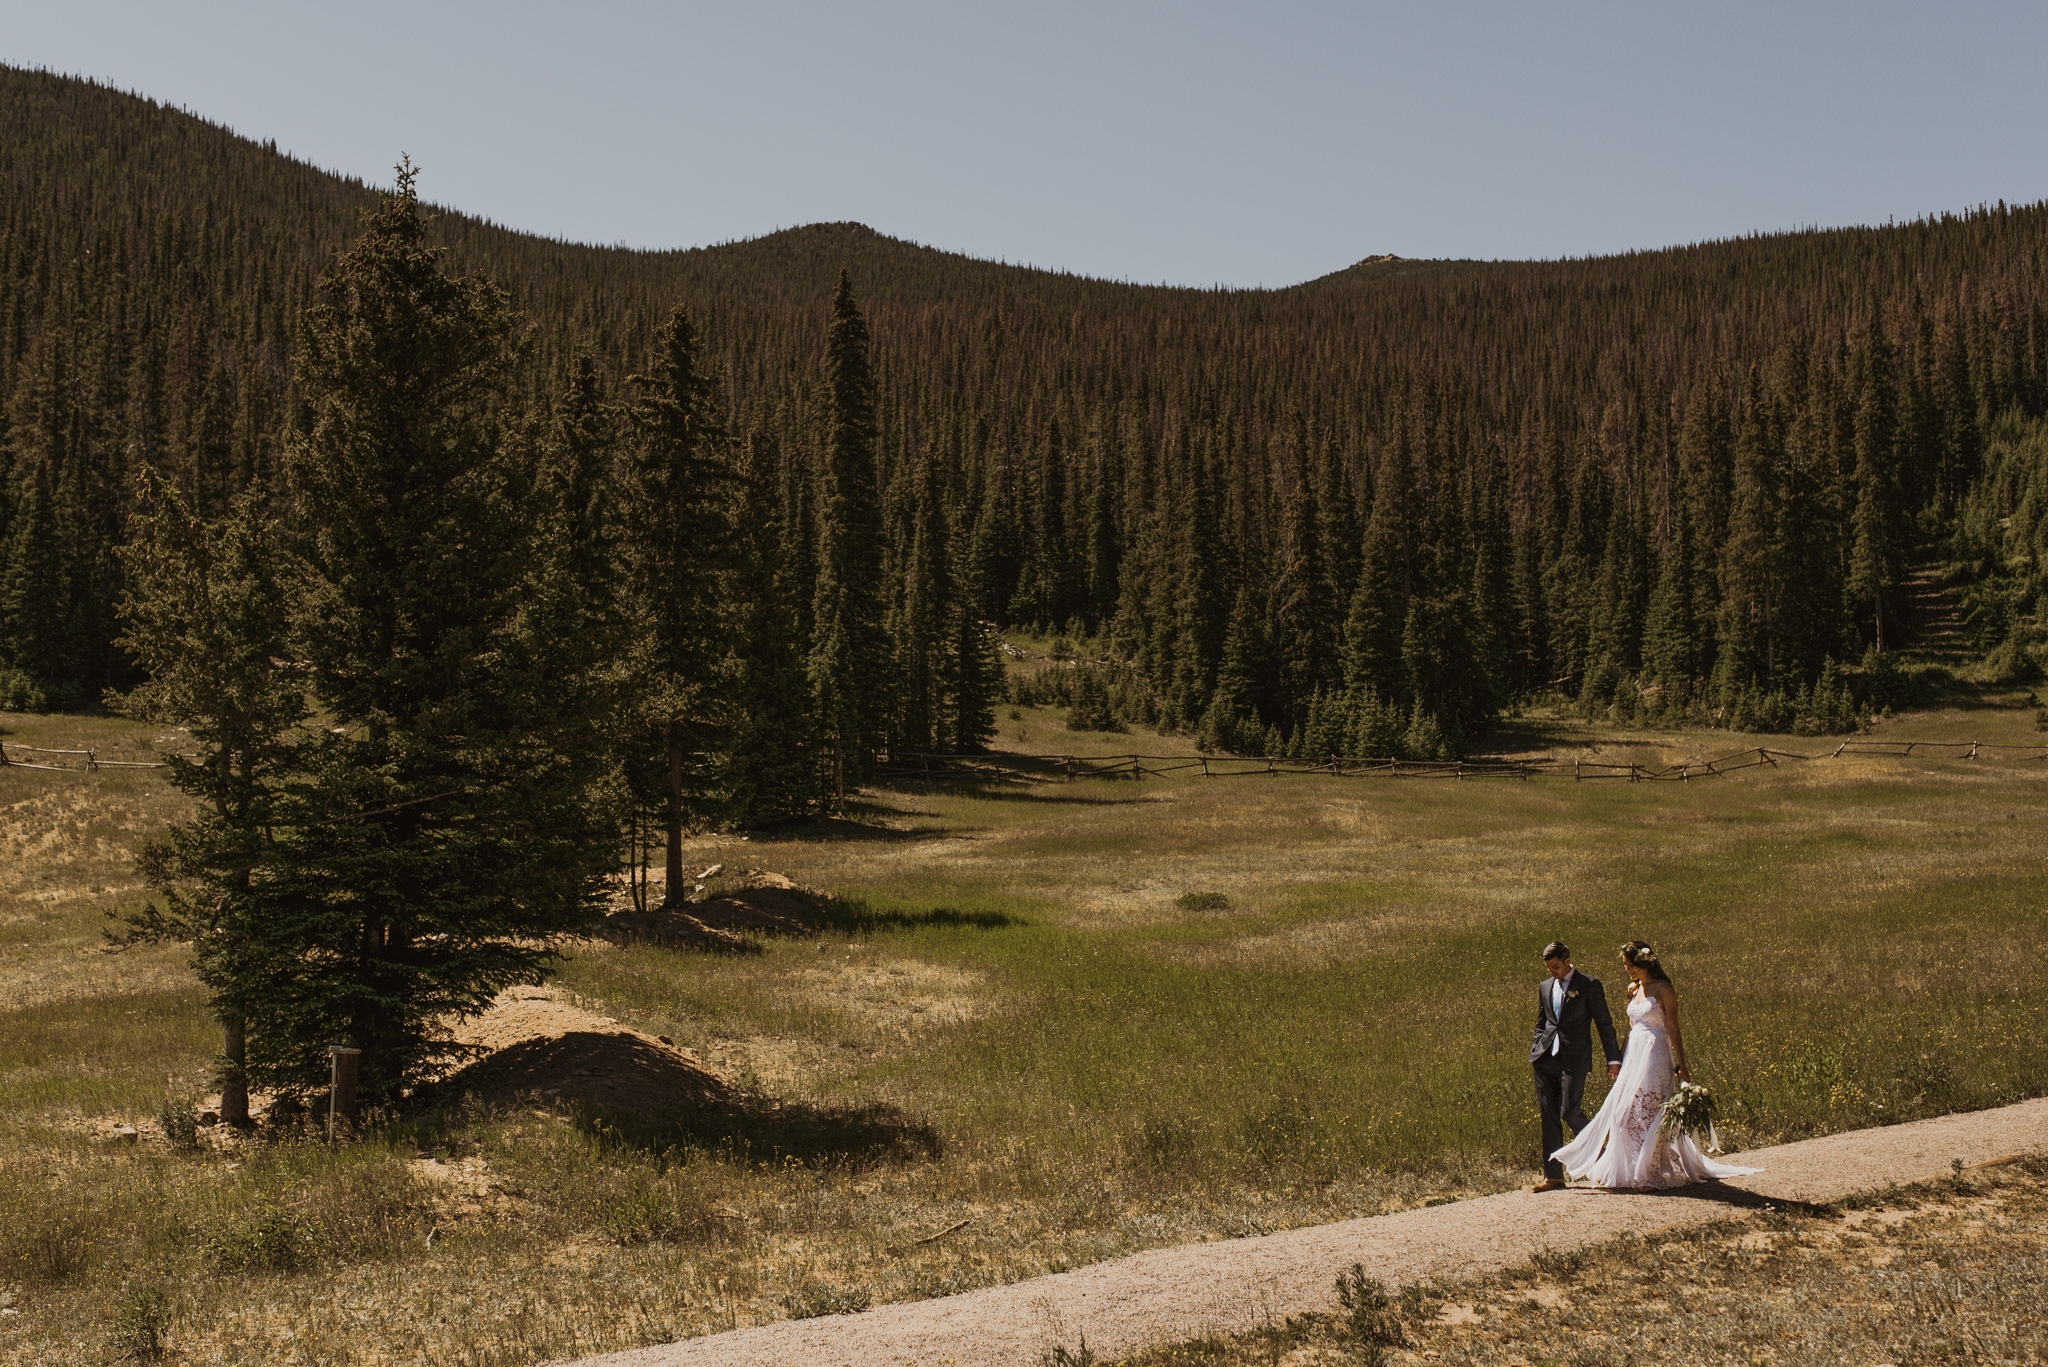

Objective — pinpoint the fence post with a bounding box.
[326,1046,361,1142]
[1574,761,1581,782]
[85,749,98,772]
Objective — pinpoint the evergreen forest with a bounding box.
[11,63,2048,782]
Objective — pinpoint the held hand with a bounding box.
[1675,1065,1691,1081]
[1607,1063,1621,1080]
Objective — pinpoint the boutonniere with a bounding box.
[1566,990,1580,1001]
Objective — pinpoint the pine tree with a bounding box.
[622,306,733,897]
[1273,473,1339,729]
[1,460,66,696]
[726,425,819,824]
[1641,499,1697,684]
[112,467,306,1126]
[202,167,623,1104]
[1848,316,1901,651]
[1718,375,1783,688]
[895,448,951,752]
[810,272,888,791]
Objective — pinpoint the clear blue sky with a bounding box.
[7,1,2048,287]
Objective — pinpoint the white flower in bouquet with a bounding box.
[1659,1080,1722,1153]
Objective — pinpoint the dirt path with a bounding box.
[558,1097,2048,1367]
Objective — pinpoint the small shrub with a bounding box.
[157,1097,200,1152]
[205,1203,318,1273]
[1335,1264,1404,1347]
[600,1189,688,1245]
[1530,1244,1591,1282]
[0,668,48,713]
[1046,1335,1099,1367]
[1237,1099,1316,1165]
[1175,891,1230,912]
[1139,1114,1196,1170]
[5,1211,93,1285]
[109,1282,175,1362]
[1898,1051,1955,1107]
[780,1280,873,1318]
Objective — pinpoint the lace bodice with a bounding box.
[1627,990,1667,1033]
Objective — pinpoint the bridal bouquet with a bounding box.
[1659,1080,1722,1153]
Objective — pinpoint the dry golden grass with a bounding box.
[2,693,2046,1365]
[1109,1157,2048,1366]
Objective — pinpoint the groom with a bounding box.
[1528,939,1623,1192]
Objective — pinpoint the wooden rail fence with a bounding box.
[0,742,195,772]
[10,737,2048,783]
[872,740,2048,785]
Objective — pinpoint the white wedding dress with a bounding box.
[1552,988,1760,1189]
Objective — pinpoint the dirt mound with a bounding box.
[597,869,833,950]
[435,988,733,1118]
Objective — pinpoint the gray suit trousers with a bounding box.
[1532,1059,1590,1180]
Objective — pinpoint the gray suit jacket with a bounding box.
[1528,970,1623,1073]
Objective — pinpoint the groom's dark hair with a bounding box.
[1542,940,1570,961]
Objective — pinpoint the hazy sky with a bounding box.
[7,1,2048,287]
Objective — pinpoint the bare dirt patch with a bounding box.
[434,987,733,1118]
[596,870,837,952]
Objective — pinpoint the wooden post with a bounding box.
[219,1019,250,1126]
[326,1046,361,1142]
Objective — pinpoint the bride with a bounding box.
[1552,940,1759,1190]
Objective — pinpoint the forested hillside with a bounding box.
[8,63,2048,763]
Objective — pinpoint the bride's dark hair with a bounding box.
[1620,940,1673,985]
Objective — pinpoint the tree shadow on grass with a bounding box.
[418,1037,944,1171]
[743,814,935,844]
[813,899,1025,934]
[588,1095,944,1171]
[877,775,1160,804]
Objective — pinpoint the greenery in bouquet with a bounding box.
[1659,1080,1722,1152]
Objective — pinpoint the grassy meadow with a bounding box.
[2,688,2046,1364]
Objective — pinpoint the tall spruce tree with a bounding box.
[726,424,819,824]
[1848,316,1901,651]
[622,306,733,895]
[2,460,66,701]
[895,447,952,752]
[201,167,621,1103]
[810,272,887,791]
[113,468,305,1126]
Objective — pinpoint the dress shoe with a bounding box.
[1530,1177,1569,1192]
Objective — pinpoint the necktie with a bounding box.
[1551,978,1564,1056]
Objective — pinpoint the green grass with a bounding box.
[2,698,2046,1363]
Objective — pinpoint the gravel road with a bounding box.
[557,1097,2048,1367]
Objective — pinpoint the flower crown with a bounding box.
[1621,942,1659,965]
